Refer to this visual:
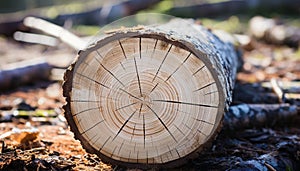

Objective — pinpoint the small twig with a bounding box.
[270,78,284,103]
[285,93,300,100]
[262,80,300,102]
[0,131,14,140]
[262,81,300,93]
[18,147,46,154]
[1,140,5,153]
[23,17,86,50]
[13,31,59,47]
[264,162,276,171]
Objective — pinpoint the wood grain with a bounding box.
[63,19,239,168]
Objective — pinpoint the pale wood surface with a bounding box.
[63,19,239,168]
[24,17,87,50]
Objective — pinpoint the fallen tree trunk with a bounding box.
[0,58,52,91]
[224,103,298,130]
[167,0,300,18]
[232,82,280,104]
[63,18,241,168]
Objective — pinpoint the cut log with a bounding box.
[63,19,240,168]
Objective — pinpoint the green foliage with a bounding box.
[45,3,87,18]
[72,25,100,36]
[200,16,247,34]
[292,49,300,60]
[140,0,173,13]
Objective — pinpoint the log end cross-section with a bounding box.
[63,19,239,168]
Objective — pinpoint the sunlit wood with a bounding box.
[63,19,239,168]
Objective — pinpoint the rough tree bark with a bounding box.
[224,103,298,130]
[62,19,240,168]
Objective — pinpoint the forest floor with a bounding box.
[0,17,300,170]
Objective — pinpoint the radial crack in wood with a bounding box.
[63,18,240,169]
